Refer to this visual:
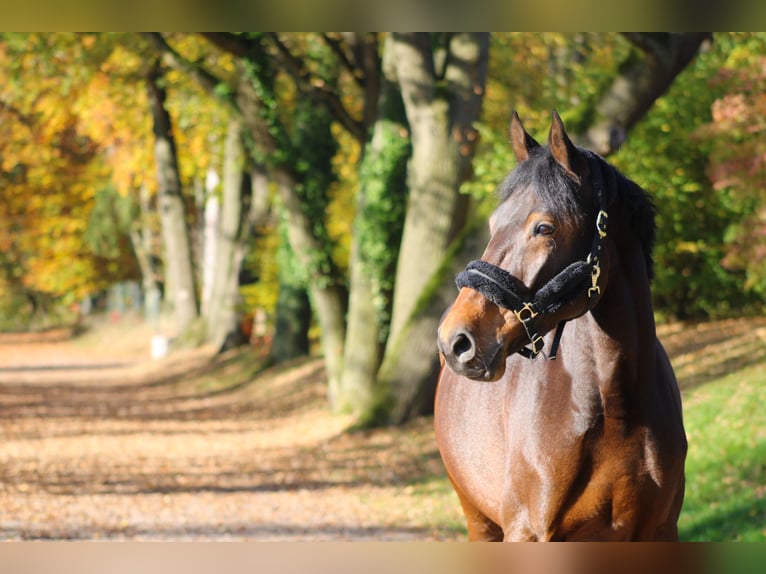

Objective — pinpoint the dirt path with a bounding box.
[0,319,461,541]
[2,315,765,540]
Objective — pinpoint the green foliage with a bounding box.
[84,185,138,259]
[356,117,411,339]
[612,33,765,319]
[239,34,294,168]
[464,33,627,209]
[240,35,343,292]
[292,97,340,274]
[280,98,343,290]
[697,33,766,299]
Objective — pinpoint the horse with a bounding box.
[435,111,686,541]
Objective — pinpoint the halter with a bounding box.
[455,155,610,360]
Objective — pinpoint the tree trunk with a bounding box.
[274,174,347,405]
[129,184,163,328]
[378,222,489,423]
[270,245,312,363]
[200,168,220,317]
[229,57,349,406]
[378,33,489,422]
[146,62,199,335]
[337,35,410,418]
[203,120,253,349]
[386,33,488,345]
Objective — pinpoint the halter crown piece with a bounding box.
[455,155,609,360]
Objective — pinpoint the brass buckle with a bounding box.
[595,210,608,239]
[530,333,544,354]
[588,260,602,298]
[514,302,539,323]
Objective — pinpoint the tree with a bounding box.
[146,32,352,397]
[374,33,490,423]
[146,60,200,334]
[373,33,712,422]
[202,119,254,349]
[0,33,140,326]
[336,33,410,415]
[256,33,490,422]
[699,33,766,302]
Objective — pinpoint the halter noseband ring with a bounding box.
[455,156,609,360]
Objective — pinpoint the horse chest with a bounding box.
[436,365,601,528]
[499,417,649,540]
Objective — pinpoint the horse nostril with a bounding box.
[451,331,476,363]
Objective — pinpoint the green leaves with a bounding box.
[610,32,765,319]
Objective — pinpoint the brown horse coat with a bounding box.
[435,112,686,541]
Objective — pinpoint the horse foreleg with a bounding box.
[456,496,504,541]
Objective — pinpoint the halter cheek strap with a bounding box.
[454,155,609,360]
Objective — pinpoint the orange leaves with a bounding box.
[0,33,234,312]
[0,34,128,303]
[75,69,155,198]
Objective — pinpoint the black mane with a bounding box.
[498,145,657,280]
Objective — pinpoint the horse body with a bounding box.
[435,112,686,541]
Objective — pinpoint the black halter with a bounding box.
[455,156,610,360]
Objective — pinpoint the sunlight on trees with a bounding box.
[0,32,763,423]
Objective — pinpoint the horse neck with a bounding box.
[574,228,658,418]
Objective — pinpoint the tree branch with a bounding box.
[141,32,238,112]
[321,33,365,87]
[200,32,259,58]
[579,32,712,155]
[0,99,34,128]
[267,33,366,143]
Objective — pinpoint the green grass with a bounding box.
[678,362,766,541]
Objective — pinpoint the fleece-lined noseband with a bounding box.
[455,155,610,360]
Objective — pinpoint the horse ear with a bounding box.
[548,110,582,181]
[509,111,540,162]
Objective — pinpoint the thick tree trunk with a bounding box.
[378,223,489,423]
[378,33,489,422]
[386,33,488,345]
[337,35,410,418]
[147,63,199,335]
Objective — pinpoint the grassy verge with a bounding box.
[678,361,766,541]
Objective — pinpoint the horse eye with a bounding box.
[535,223,556,236]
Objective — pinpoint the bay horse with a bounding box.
[435,111,686,541]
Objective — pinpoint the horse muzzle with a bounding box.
[437,325,507,382]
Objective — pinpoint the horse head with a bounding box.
[437,111,611,381]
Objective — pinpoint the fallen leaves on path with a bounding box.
[0,319,462,541]
[2,315,762,540]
